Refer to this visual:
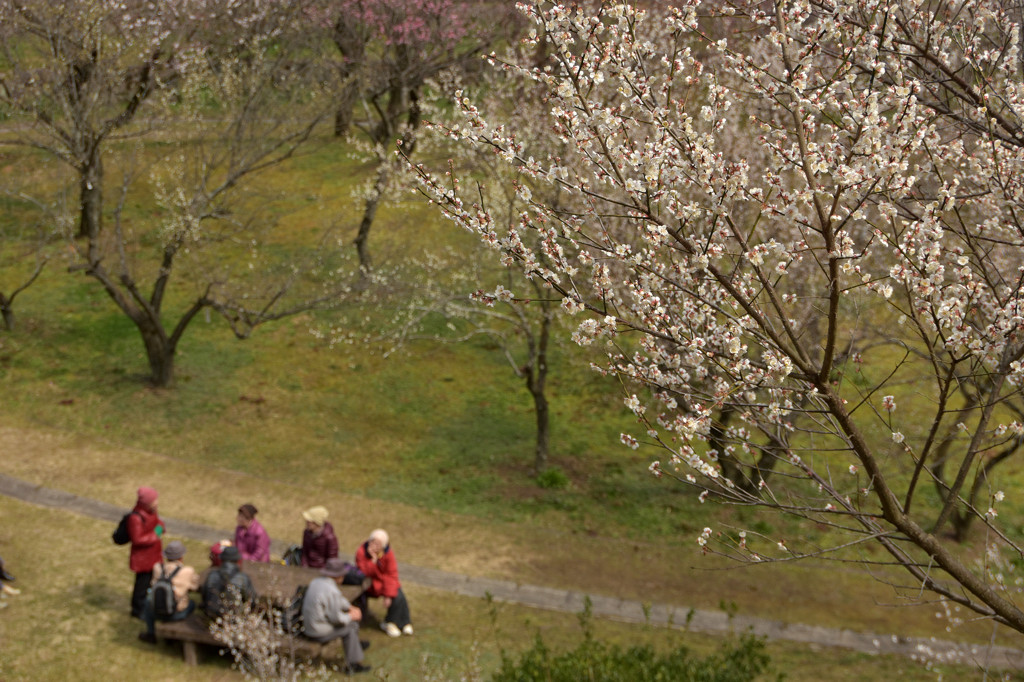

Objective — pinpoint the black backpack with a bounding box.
[203,565,254,618]
[283,584,307,635]
[112,511,139,545]
[341,562,365,586]
[153,563,183,618]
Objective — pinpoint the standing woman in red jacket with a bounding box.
[355,529,412,637]
[128,487,164,618]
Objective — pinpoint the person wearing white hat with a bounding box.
[300,506,338,569]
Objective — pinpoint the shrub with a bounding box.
[491,633,776,682]
[536,467,570,490]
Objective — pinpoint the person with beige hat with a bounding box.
[300,506,338,569]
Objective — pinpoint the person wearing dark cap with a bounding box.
[302,558,371,674]
[128,486,165,618]
[201,545,255,619]
[235,504,271,563]
[138,541,200,644]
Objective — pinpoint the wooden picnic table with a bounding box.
[157,562,366,666]
[197,561,365,604]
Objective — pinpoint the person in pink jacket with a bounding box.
[235,504,271,563]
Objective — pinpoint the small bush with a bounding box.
[491,633,776,682]
[536,467,570,489]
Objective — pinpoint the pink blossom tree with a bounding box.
[413,0,1024,634]
[312,0,521,271]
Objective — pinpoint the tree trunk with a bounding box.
[530,381,550,475]
[333,81,358,137]
[354,165,390,272]
[0,295,13,331]
[334,106,351,137]
[138,323,176,387]
[78,148,103,240]
[740,444,783,494]
[712,406,740,482]
[952,441,1021,542]
[528,308,552,474]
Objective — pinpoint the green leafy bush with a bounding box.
[492,632,776,682]
[536,467,570,490]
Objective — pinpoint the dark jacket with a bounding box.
[355,542,400,599]
[202,561,255,618]
[128,504,164,573]
[301,522,338,569]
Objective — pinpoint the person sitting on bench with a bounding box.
[300,506,338,569]
[302,558,371,674]
[139,541,199,643]
[201,546,255,619]
[355,529,412,637]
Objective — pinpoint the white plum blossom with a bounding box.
[414,0,1024,633]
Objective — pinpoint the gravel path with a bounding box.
[1,472,1020,671]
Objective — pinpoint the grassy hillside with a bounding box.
[2,136,1024,659]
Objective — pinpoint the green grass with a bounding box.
[2,137,1024,659]
[0,495,1011,682]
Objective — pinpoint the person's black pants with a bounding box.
[385,588,411,628]
[131,571,152,618]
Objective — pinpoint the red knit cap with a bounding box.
[137,486,158,508]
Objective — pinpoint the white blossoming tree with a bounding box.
[412,0,1024,633]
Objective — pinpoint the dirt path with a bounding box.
[1,472,1019,671]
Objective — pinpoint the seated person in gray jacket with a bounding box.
[302,558,371,674]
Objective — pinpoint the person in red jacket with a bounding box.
[300,506,338,569]
[128,486,165,618]
[355,529,412,637]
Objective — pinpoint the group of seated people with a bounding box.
[136,502,411,674]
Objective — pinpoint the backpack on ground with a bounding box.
[341,562,365,586]
[283,584,307,635]
[112,511,139,546]
[281,544,302,566]
[153,563,183,618]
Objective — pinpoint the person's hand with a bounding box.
[348,606,362,622]
[382,597,392,609]
[154,525,164,537]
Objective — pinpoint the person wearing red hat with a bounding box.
[128,486,165,618]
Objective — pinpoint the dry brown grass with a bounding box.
[0,423,1014,647]
[0,492,1003,682]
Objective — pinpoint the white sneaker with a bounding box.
[382,622,401,638]
[402,624,414,636]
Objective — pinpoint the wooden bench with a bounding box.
[155,612,332,666]
[155,563,366,666]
